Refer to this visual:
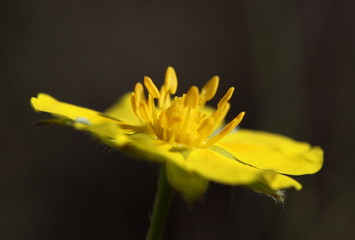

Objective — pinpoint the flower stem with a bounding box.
[146,164,172,240]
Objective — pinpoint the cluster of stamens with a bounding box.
[130,67,245,148]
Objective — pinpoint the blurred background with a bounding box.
[2,0,354,239]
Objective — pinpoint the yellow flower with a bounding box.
[31,67,323,202]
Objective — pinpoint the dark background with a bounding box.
[2,0,354,239]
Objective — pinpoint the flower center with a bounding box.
[130,67,245,148]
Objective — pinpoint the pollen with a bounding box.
[130,67,245,148]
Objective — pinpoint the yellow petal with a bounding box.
[165,162,208,203]
[86,122,130,147]
[120,136,211,201]
[122,135,190,172]
[104,93,140,125]
[31,93,106,124]
[125,136,300,195]
[260,172,302,190]
[121,134,187,165]
[185,148,301,190]
[30,93,134,144]
[216,129,323,175]
[123,136,300,198]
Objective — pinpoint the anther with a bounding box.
[201,76,219,101]
[212,102,230,125]
[184,86,199,107]
[158,85,171,109]
[134,82,146,103]
[130,93,138,115]
[144,76,160,98]
[139,102,153,123]
[197,117,215,136]
[218,87,234,108]
[164,66,178,94]
[204,111,245,148]
[158,111,169,129]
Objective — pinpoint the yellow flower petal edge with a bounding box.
[31,93,107,125]
[185,148,302,190]
[216,129,323,175]
[31,67,323,202]
[117,135,300,202]
[31,93,138,136]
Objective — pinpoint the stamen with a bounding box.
[162,128,168,141]
[191,117,215,148]
[218,87,234,108]
[203,112,245,148]
[130,68,243,149]
[201,76,219,101]
[212,102,230,126]
[144,76,160,98]
[197,117,215,137]
[139,102,153,123]
[158,111,168,129]
[134,82,146,105]
[130,93,138,115]
[158,86,166,109]
[130,93,147,126]
[169,132,176,145]
[171,116,182,130]
[145,123,156,136]
[148,95,158,125]
[184,86,199,107]
[178,107,193,142]
[158,86,171,109]
[164,66,178,94]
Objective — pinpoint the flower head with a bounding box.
[130,67,244,149]
[31,67,323,202]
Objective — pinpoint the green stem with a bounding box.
[145,164,173,240]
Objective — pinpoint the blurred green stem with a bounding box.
[146,164,172,240]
